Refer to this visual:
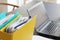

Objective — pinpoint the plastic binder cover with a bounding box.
[0,11,6,20]
[1,14,22,32]
[0,16,36,40]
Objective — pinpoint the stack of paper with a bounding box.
[0,10,30,33]
[0,11,21,30]
[0,14,14,25]
[6,17,29,33]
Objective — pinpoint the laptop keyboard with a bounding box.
[37,20,60,37]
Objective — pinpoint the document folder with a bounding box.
[0,16,36,40]
[0,12,21,29]
[1,14,22,32]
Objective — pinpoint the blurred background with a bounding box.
[0,0,60,13]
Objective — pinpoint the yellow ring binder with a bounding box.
[0,16,36,40]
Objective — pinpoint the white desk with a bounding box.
[32,35,53,40]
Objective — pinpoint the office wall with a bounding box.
[33,0,47,2]
[47,0,56,3]
[0,0,7,13]
[33,0,56,3]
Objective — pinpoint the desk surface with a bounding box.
[32,35,53,40]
